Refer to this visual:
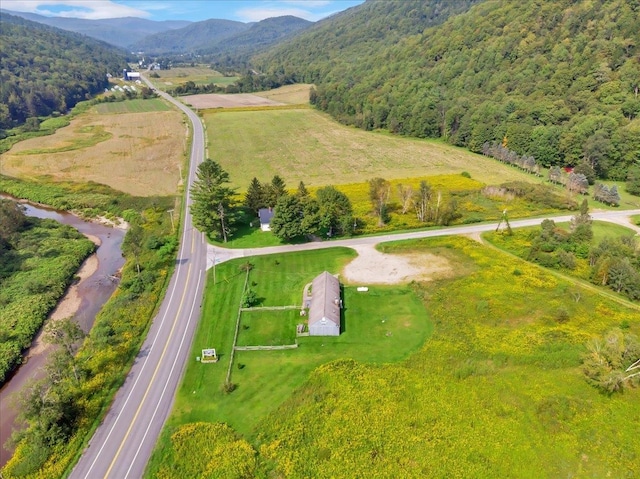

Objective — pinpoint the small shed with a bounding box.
[308,271,341,336]
[258,208,274,231]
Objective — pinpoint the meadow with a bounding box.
[203,107,537,190]
[145,247,434,477]
[147,236,640,478]
[146,66,238,91]
[0,99,186,196]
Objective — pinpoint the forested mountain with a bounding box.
[253,0,481,84]
[200,16,312,68]
[0,13,126,127]
[131,18,249,55]
[254,0,640,181]
[0,10,190,49]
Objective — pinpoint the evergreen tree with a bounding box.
[190,159,238,242]
[295,181,310,199]
[244,177,265,213]
[264,175,287,207]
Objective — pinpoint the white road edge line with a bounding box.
[124,264,204,478]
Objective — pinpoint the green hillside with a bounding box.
[0,14,126,127]
[130,18,249,55]
[254,0,640,181]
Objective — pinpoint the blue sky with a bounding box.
[3,1,365,22]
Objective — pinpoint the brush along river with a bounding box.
[0,201,126,466]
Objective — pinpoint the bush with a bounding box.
[223,381,237,394]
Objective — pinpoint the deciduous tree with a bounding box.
[369,177,391,226]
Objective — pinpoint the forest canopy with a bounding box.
[0,13,126,128]
[254,0,640,180]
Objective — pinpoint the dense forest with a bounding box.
[0,14,126,128]
[254,0,640,181]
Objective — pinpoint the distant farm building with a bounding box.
[308,271,342,336]
[122,69,141,81]
[258,208,274,231]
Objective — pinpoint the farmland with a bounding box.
[0,99,186,196]
[204,107,540,190]
[146,66,238,91]
[147,236,640,478]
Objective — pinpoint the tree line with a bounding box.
[189,160,356,242]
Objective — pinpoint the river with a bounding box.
[0,202,126,466]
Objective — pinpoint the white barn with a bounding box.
[308,271,341,336]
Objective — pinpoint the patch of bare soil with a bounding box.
[341,244,453,285]
[181,93,286,109]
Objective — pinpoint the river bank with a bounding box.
[0,202,126,466]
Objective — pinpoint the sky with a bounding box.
[2,0,365,22]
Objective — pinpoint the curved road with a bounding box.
[71,77,640,478]
[70,80,208,479]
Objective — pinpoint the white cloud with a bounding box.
[2,0,150,19]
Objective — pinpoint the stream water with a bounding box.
[0,202,126,466]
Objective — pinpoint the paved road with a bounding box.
[208,209,640,265]
[70,78,640,478]
[70,79,208,479]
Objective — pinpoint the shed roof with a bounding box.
[308,271,340,330]
[258,208,274,224]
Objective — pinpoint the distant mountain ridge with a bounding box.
[199,16,313,67]
[2,9,315,61]
[130,18,250,55]
[0,9,190,49]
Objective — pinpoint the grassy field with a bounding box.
[94,98,171,114]
[146,66,238,91]
[204,107,541,190]
[0,101,186,196]
[145,247,434,477]
[253,84,313,105]
[237,310,299,346]
[148,236,640,478]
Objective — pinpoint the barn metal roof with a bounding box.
[308,271,340,330]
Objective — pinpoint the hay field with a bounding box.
[253,84,312,105]
[147,66,238,91]
[1,107,186,196]
[204,108,538,190]
[182,93,285,109]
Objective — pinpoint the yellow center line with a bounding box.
[103,262,193,478]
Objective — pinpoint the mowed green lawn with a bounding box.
[148,236,640,478]
[145,247,433,476]
[204,108,537,190]
[237,309,300,346]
